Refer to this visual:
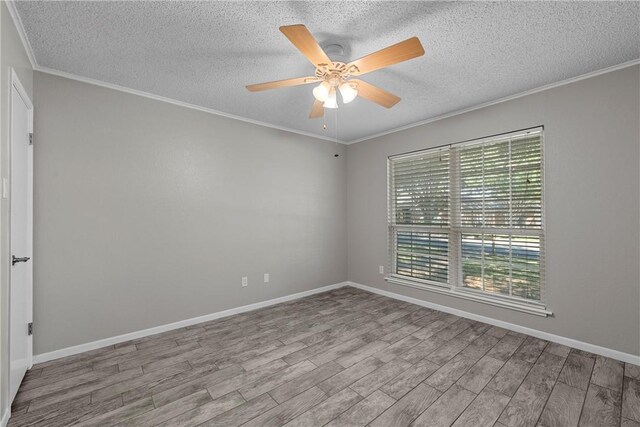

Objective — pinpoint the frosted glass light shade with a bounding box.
[339,82,358,103]
[313,82,331,102]
[323,88,338,108]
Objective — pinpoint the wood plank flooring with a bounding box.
[9,287,640,427]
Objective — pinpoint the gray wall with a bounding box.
[25,57,640,360]
[33,72,347,355]
[346,65,640,356]
[1,1,33,418]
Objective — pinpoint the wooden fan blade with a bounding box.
[309,99,324,119]
[348,37,424,76]
[246,76,320,92]
[351,79,401,108]
[280,24,332,67]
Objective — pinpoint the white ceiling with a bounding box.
[13,1,640,143]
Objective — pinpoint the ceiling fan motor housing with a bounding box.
[315,62,358,84]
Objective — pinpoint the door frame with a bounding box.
[8,68,34,388]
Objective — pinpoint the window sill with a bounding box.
[384,275,552,317]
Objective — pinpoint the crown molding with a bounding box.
[36,59,640,146]
[6,2,639,146]
[346,58,640,145]
[36,66,345,144]
[5,0,38,69]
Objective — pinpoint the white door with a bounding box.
[9,70,33,403]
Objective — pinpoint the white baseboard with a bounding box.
[347,281,640,365]
[33,281,348,364]
[32,279,640,366]
[1,409,9,427]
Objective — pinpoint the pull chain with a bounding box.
[322,108,339,157]
[334,107,339,157]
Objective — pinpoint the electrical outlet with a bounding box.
[241,276,248,287]
[264,273,269,283]
[379,265,384,274]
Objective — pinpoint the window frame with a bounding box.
[386,127,551,317]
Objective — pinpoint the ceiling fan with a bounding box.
[246,25,425,119]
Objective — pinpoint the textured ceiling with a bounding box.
[14,1,640,142]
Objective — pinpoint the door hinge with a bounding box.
[28,322,33,336]
[28,133,33,145]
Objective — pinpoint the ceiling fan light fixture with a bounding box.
[247,25,424,118]
[339,82,358,104]
[323,87,338,109]
[312,81,331,102]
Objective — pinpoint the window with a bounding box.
[388,128,548,315]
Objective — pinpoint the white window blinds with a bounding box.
[458,135,543,229]
[390,149,451,286]
[389,128,545,307]
[391,150,450,227]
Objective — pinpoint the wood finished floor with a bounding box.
[10,287,640,427]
